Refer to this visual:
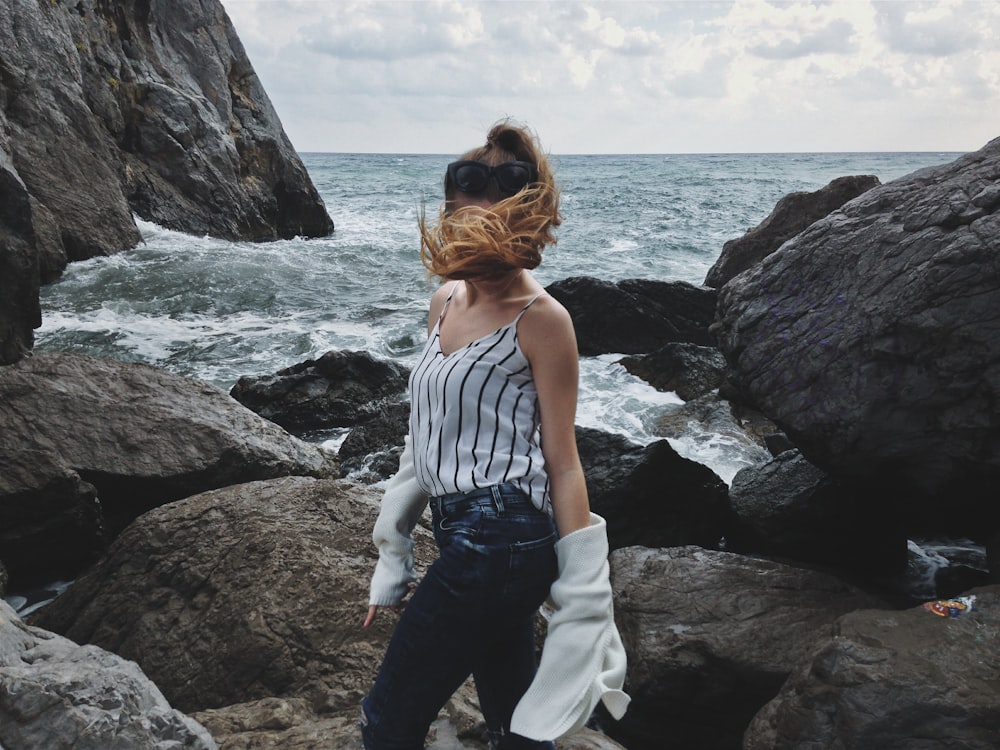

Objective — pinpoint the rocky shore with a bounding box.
[3,2,1000,748]
[0,0,333,366]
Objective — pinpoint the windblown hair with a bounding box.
[419,120,561,280]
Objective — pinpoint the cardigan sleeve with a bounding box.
[368,435,430,607]
[509,512,630,740]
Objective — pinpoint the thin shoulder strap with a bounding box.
[437,281,461,323]
[514,291,547,323]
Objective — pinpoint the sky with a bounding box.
[218,0,1000,155]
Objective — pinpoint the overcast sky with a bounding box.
[219,0,999,155]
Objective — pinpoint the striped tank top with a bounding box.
[409,283,552,514]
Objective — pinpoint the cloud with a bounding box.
[875,0,981,56]
[749,18,857,59]
[220,0,1000,153]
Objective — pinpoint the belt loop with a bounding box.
[490,484,505,516]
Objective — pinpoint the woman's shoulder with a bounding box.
[519,292,577,351]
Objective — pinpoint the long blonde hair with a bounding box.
[419,121,561,280]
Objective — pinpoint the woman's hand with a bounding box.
[363,583,415,628]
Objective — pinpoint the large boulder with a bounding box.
[547,277,717,355]
[0,599,217,749]
[609,545,886,750]
[0,0,333,364]
[713,138,1000,536]
[0,352,336,586]
[744,585,1000,750]
[29,477,405,715]
[704,175,880,288]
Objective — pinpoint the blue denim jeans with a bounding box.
[361,483,558,750]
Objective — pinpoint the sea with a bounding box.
[18,150,987,606]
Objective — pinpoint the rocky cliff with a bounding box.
[0,0,334,364]
[714,137,1000,536]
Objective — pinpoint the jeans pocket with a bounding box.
[503,529,557,607]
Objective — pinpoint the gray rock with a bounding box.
[0,352,337,584]
[609,545,886,750]
[744,585,1000,750]
[0,599,216,749]
[547,277,718,355]
[713,138,1000,535]
[705,175,880,288]
[29,478,420,715]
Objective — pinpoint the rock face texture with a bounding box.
[744,585,1000,750]
[704,175,880,288]
[609,545,885,750]
[0,0,334,364]
[714,138,1000,535]
[0,352,337,586]
[0,600,217,749]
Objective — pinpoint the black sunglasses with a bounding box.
[446,160,539,196]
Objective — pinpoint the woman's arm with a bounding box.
[519,297,591,537]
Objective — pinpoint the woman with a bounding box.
[362,121,626,750]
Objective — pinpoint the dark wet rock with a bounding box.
[618,342,726,401]
[609,545,885,750]
[744,586,1000,750]
[0,151,41,365]
[339,401,412,483]
[230,350,410,434]
[714,138,1000,537]
[705,175,880,288]
[726,450,908,577]
[0,352,336,585]
[0,600,216,749]
[577,427,730,550]
[547,277,717,355]
[0,449,105,590]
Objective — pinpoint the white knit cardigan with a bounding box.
[368,443,630,739]
[510,512,630,739]
[368,436,428,607]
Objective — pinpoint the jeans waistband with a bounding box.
[429,483,531,516]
